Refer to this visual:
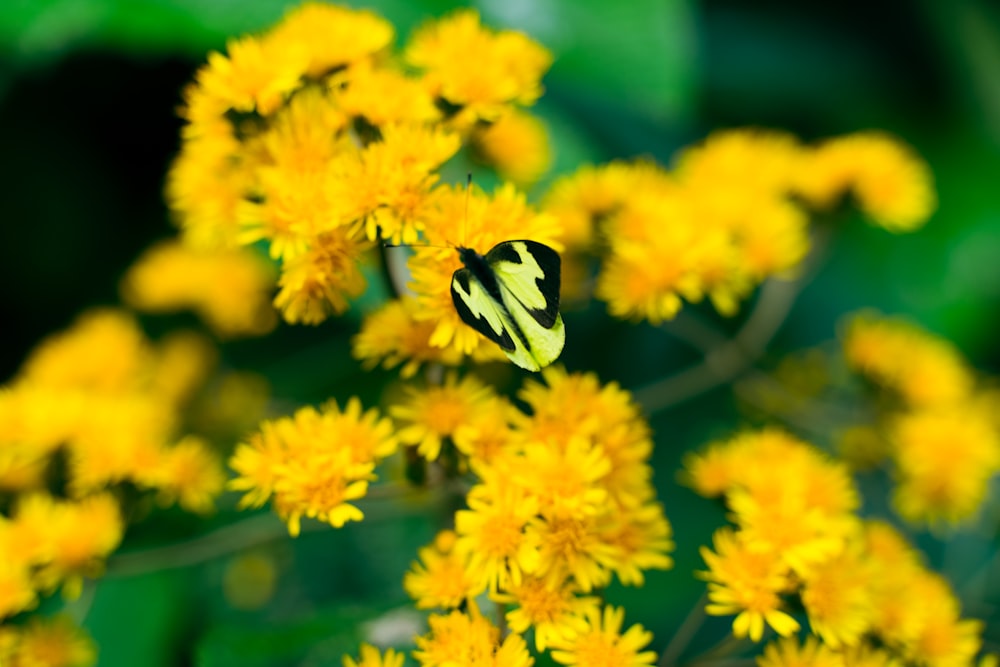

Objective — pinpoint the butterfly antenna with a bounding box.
[462,172,472,248]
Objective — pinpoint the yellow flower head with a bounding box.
[890,405,1000,526]
[454,475,541,593]
[273,226,372,325]
[121,240,278,338]
[404,529,481,609]
[228,398,397,536]
[353,297,468,377]
[267,3,394,79]
[842,312,973,408]
[335,123,461,245]
[137,435,226,515]
[756,636,844,667]
[405,9,552,126]
[1,615,97,667]
[196,33,308,116]
[344,645,406,667]
[471,109,552,185]
[493,575,598,652]
[549,605,657,667]
[796,131,936,232]
[407,183,562,359]
[390,373,499,462]
[699,528,800,643]
[799,542,876,649]
[333,62,440,127]
[414,603,533,667]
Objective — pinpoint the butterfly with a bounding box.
[450,239,565,372]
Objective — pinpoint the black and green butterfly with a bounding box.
[450,239,565,372]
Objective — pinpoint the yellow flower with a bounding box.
[531,511,620,592]
[18,309,151,395]
[0,534,37,617]
[137,435,226,515]
[405,9,552,126]
[195,34,307,115]
[549,605,657,667]
[391,373,499,462]
[493,575,598,652]
[273,226,371,325]
[796,131,936,232]
[699,528,800,642]
[513,437,611,519]
[471,109,552,185]
[799,543,875,649]
[333,62,440,126]
[334,123,461,245]
[228,398,397,536]
[756,636,844,667]
[344,645,406,667]
[352,297,467,377]
[890,406,1000,526]
[600,500,674,587]
[2,615,97,667]
[149,330,218,408]
[841,312,973,408]
[121,240,278,338]
[414,603,533,667]
[404,529,481,609]
[454,474,541,593]
[14,494,124,597]
[267,3,394,79]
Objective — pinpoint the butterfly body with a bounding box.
[450,240,565,372]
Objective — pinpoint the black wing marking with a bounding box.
[450,269,519,352]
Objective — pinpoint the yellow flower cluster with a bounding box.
[544,129,935,323]
[228,397,398,536]
[0,615,96,667]
[841,312,1000,526]
[121,240,277,338]
[401,368,669,665]
[0,310,228,619]
[167,2,553,331]
[685,429,983,665]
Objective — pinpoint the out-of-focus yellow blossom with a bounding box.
[344,644,406,667]
[228,398,397,536]
[0,309,226,595]
[795,131,936,232]
[756,636,843,667]
[414,603,533,667]
[267,2,394,79]
[549,605,657,667]
[10,493,124,600]
[405,9,553,128]
[842,312,972,408]
[471,109,552,185]
[332,62,440,127]
[890,406,1000,526]
[799,544,875,649]
[391,373,499,462]
[223,552,278,611]
[406,183,562,362]
[404,529,480,610]
[122,240,277,338]
[699,527,801,642]
[197,34,307,116]
[493,576,598,652]
[0,615,97,667]
[273,226,371,324]
[352,297,467,377]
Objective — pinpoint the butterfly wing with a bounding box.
[483,240,561,328]
[451,266,542,371]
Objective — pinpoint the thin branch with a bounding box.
[633,228,831,416]
[658,591,707,667]
[105,483,428,579]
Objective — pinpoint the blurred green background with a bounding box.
[2,0,1000,665]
